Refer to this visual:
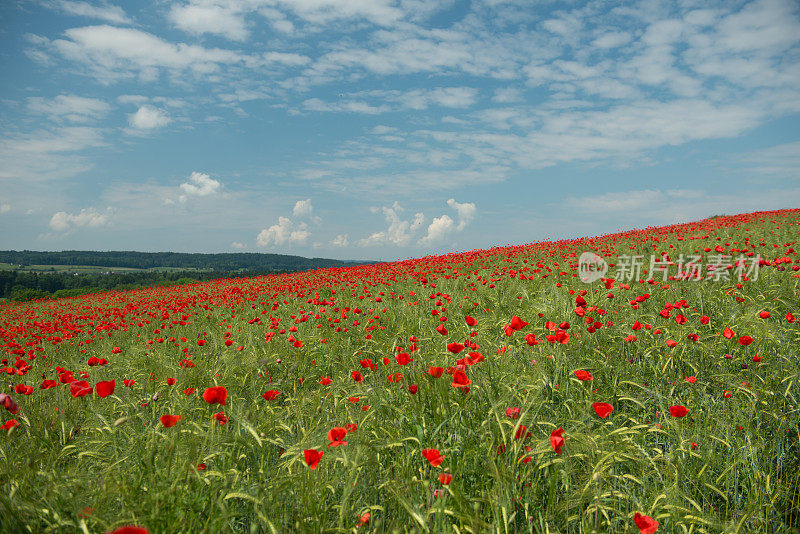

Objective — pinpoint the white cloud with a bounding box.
[167,0,405,41]
[256,216,309,246]
[358,202,424,246]
[563,189,714,215]
[331,234,349,247]
[492,87,523,103]
[127,105,171,131]
[0,126,105,183]
[179,172,221,196]
[50,1,131,24]
[268,0,404,26]
[49,206,111,232]
[231,241,247,248]
[418,198,476,246]
[26,94,110,122]
[303,98,390,114]
[169,3,249,41]
[0,203,10,214]
[558,186,800,227]
[370,125,398,135]
[397,87,479,109]
[447,198,476,230]
[301,87,478,115]
[293,198,313,217]
[40,25,252,82]
[418,214,454,246]
[591,31,632,49]
[733,141,800,179]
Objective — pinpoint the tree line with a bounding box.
[0,269,291,302]
[0,250,368,271]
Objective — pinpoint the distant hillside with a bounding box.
[0,250,373,272]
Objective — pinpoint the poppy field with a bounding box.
[1,209,799,533]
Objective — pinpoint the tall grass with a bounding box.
[1,210,799,533]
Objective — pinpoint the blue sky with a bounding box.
[0,0,798,261]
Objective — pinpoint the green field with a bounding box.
[0,210,798,533]
[0,263,204,274]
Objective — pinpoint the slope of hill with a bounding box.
[0,209,798,532]
[0,250,373,272]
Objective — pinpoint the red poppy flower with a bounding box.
[722,327,734,339]
[262,390,281,400]
[550,427,565,454]
[166,378,176,386]
[508,316,528,331]
[69,380,93,398]
[446,343,464,354]
[351,370,363,382]
[319,376,332,385]
[59,371,75,384]
[408,384,418,394]
[346,423,358,432]
[505,407,520,420]
[514,425,527,439]
[429,366,444,378]
[40,380,57,389]
[451,370,471,388]
[438,473,453,485]
[124,379,136,387]
[107,526,149,534]
[0,394,20,414]
[574,370,593,381]
[666,340,678,348]
[96,380,115,398]
[202,386,227,405]
[213,412,229,425]
[524,333,538,345]
[669,405,689,418]
[465,352,483,365]
[738,335,753,346]
[1,420,19,430]
[685,376,697,383]
[14,384,33,395]
[183,387,195,395]
[436,324,448,335]
[159,414,182,428]
[422,448,443,467]
[759,311,771,319]
[327,427,348,447]
[592,402,613,419]
[304,449,323,469]
[396,352,412,365]
[465,316,477,327]
[633,513,659,534]
[388,372,402,383]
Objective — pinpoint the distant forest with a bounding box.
[0,250,368,271]
[0,250,373,302]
